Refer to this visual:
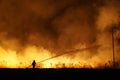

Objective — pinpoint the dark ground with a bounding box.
[0,68,119,80]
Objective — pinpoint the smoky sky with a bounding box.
[0,0,120,54]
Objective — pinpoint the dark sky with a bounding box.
[0,0,120,55]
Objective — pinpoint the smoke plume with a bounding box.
[0,0,120,68]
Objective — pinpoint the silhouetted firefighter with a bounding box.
[32,60,36,69]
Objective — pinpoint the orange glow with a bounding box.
[0,0,120,69]
[0,44,119,68]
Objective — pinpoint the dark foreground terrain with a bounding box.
[0,68,120,79]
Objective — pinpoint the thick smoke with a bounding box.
[0,0,102,53]
[96,0,120,63]
[0,0,120,67]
